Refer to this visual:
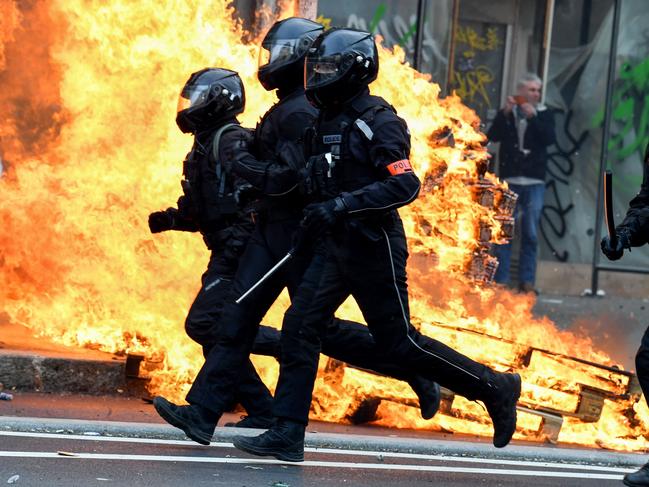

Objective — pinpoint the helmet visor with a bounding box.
[258,37,302,70]
[305,53,354,89]
[176,84,212,114]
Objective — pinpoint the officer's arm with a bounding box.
[617,155,649,246]
[337,119,421,216]
[224,115,310,195]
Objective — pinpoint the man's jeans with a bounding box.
[493,183,545,286]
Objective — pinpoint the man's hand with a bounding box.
[519,102,537,119]
[503,96,516,115]
[600,231,630,261]
[302,197,347,238]
[148,209,176,233]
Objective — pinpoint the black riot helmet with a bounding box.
[176,68,245,134]
[305,28,379,109]
[257,17,324,92]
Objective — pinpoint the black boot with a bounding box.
[232,419,305,462]
[408,376,441,420]
[224,414,275,429]
[481,372,521,448]
[624,462,649,486]
[152,396,218,445]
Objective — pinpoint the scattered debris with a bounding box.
[7,475,19,484]
[57,451,78,457]
[270,482,290,487]
[244,466,263,470]
[83,432,100,436]
[0,392,13,401]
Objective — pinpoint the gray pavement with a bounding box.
[1,430,631,487]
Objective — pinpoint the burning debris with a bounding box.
[0,0,647,452]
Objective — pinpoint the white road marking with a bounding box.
[0,430,635,473]
[0,451,626,480]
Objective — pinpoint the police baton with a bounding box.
[604,169,617,248]
[235,249,296,304]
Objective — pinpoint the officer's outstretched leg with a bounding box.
[322,318,441,419]
[350,226,521,448]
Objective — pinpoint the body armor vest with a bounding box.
[310,94,394,196]
[254,90,313,216]
[182,125,238,234]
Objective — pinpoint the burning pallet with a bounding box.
[318,324,639,445]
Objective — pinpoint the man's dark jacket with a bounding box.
[487,106,555,181]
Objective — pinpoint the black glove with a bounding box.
[148,209,176,233]
[600,231,630,261]
[302,197,347,239]
[299,154,334,197]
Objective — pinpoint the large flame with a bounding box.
[1,0,647,452]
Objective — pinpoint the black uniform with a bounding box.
[602,145,649,397]
[601,147,649,485]
[185,88,441,415]
[155,120,279,419]
[271,89,512,426]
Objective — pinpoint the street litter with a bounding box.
[0,392,13,401]
[244,466,263,470]
[7,475,19,484]
[57,451,78,457]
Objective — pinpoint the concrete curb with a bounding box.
[0,351,148,397]
[2,416,646,468]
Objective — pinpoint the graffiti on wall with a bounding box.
[450,20,506,124]
[336,2,450,80]
[540,109,587,262]
[593,56,649,165]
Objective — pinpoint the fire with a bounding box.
[1,0,647,452]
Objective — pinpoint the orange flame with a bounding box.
[1,0,647,452]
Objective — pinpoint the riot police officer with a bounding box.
[148,67,282,430]
[152,18,442,445]
[233,28,522,462]
[601,143,649,487]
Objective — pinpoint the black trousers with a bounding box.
[186,218,432,414]
[273,219,494,425]
[184,252,279,418]
[636,325,649,401]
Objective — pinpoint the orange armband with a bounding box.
[386,159,413,175]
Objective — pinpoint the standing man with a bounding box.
[152,18,442,444]
[233,28,521,463]
[601,143,649,487]
[488,73,555,293]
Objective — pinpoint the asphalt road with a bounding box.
[1,429,632,487]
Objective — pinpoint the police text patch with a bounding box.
[386,159,413,175]
[323,134,342,144]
